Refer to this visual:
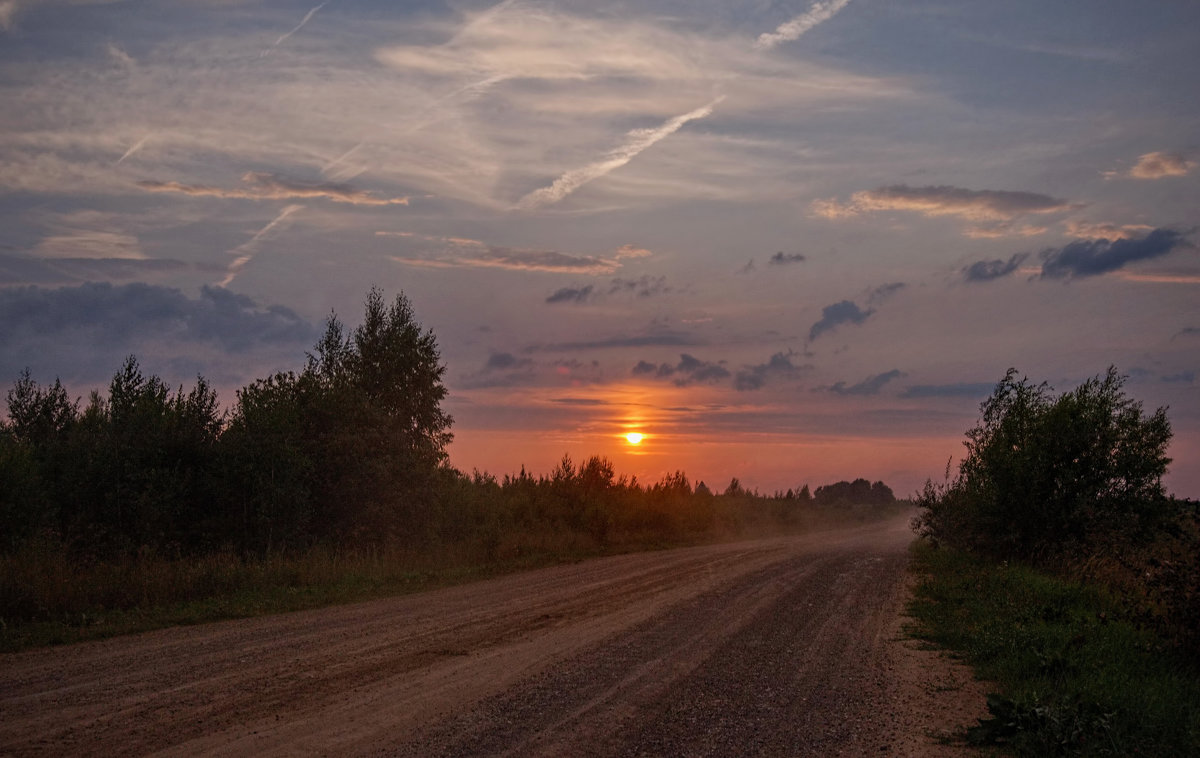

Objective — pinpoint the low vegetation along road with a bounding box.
[1,512,983,756]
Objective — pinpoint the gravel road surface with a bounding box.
[1,512,984,756]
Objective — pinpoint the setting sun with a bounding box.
[625,432,645,445]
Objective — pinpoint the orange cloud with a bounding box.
[138,172,409,206]
[1129,151,1196,180]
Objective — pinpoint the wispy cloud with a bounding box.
[755,0,852,50]
[220,204,303,287]
[138,172,409,207]
[1065,220,1155,240]
[517,97,724,209]
[809,299,874,341]
[867,282,905,304]
[1128,151,1196,180]
[824,369,905,396]
[262,2,328,57]
[812,184,1076,233]
[1040,228,1194,280]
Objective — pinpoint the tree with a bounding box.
[915,367,1172,560]
[225,288,453,547]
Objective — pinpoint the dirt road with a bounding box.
[0,513,983,756]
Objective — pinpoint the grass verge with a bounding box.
[907,540,1200,756]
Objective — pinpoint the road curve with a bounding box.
[0,512,960,756]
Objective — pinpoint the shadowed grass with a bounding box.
[907,541,1200,756]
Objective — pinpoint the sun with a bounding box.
[625,432,645,445]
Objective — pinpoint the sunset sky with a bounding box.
[2,0,1198,498]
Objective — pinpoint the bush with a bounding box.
[914,367,1172,562]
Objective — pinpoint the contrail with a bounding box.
[116,134,151,164]
[262,2,327,57]
[219,204,303,287]
[450,0,517,45]
[754,0,851,49]
[518,96,724,210]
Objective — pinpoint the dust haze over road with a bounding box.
[1,512,981,756]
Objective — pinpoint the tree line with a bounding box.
[1,288,896,562]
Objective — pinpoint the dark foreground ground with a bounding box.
[0,512,984,756]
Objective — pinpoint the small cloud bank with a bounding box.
[962,253,1029,283]
[768,252,806,266]
[139,172,410,206]
[809,299,874,341]
[546,275,671,304]
[823,369,905,396]
[1040,228,1194,279]
[0,283,314,354]
[0,283,317,388]
[1129,151,1196,180]
[734,351,808,391]
[632,353,730,387]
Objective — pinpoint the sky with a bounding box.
[1,0,1198,498]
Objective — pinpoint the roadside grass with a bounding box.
[0,533,615,653]
[0,505,908,653]
[907,541,1200,757]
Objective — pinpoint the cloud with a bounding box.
[0,0,22,31]
[138,172,410,207]
[755,0,852,50]
[901,382,995,399]
[0,283,316,386]
[546,285,595,304]
[1129,151,1196,180]
[262,2,327,57]
[824,369,905,396]
[388,233,627,275]
[808,299,874,341]
[0,252,196,286]
[636,353,731,387]
[812,184,1076,227]
[484,352,533,372]
[517,97,724,209]
[1162,371,1195,385]
[399,246,618,274]
[1065,220,1154,240]
[534,332,699,352]
[734,351,808,391]
[962,253,1029,283]
[1039,228,1194,279]
[768,252,806,266]
[545,275,671,305]
[115,133,151,165]
[614,244,652,260]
